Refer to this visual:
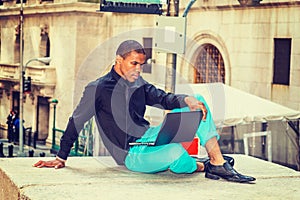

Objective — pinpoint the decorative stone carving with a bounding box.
[39,0,53,5]
[15,24,20,37]
[2,0,17,8]
[29,92,35,105]
[40,24,50,58]
[40,24,49,36]
[238,0,262,6]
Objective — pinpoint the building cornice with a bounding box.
[0,2,103,17]
[2,1,299,17]
[181,1,300,13]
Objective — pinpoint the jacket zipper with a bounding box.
[125,85,129,149]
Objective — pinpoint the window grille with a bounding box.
[194,44,225,83]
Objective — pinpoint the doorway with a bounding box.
[36,96,50,143]
[12,91,20,113]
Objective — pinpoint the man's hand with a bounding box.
[33,157,65,169]
[184,96,207,120]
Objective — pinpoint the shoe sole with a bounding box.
[205,172,254,183]
[205,172,220,180]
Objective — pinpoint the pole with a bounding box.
[20,57,51,153]
[52,103,56,149]
[50,99,58,150]
[18,0,26,157]
[165,0,179,93]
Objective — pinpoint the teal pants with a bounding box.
[125,94,220,174]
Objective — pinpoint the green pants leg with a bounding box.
[125,94,220,174]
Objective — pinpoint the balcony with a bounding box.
[0,63,56,95]
[25,64,56,87]
[0,63,19,81]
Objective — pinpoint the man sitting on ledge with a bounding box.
[33,40,255,183]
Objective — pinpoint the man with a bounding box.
[34,40,255,183]
[12,111,25,144]
[6,110,15,143]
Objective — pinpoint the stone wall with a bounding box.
[179,2,300,111]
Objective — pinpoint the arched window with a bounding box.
[39,24,50,61]
[194,44,225,83]
[14,25,20,64]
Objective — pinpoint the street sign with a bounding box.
[99,0,167,14]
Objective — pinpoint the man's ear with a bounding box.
[116,55,123,64]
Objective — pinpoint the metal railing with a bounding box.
[51,120,93,156]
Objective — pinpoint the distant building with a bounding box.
[0,0,299,168]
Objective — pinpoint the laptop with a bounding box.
[129,110,203,146]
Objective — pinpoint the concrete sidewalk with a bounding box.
[1,155,300,200]
[0,138,54,158]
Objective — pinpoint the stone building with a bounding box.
[0,0,299,167]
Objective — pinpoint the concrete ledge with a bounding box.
[1,155,300,200]
[0,168,19,200]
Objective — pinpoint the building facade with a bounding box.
[0,0,299,166]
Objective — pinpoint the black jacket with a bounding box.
[57,67,188,164]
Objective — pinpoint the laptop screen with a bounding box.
[155,111,203,146]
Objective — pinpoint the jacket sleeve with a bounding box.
[144,83,188,110]
[57,82,97,160]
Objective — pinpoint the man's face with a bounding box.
[118,51,146,82]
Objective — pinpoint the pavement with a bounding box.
[1,154,300,200]
[0,138,54,158]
